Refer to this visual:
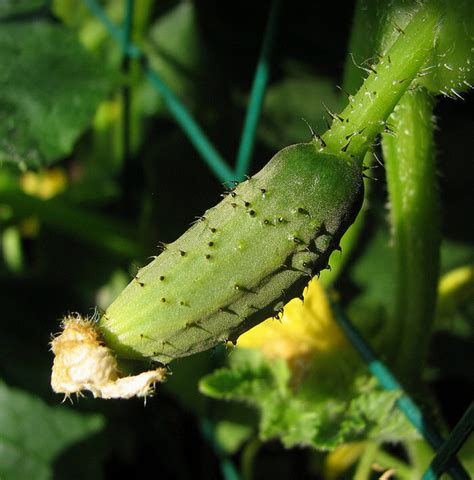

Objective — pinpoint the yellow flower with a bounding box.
[437,264,474,317]
[237,278,349,377]
[20,167,68,200]
[324,442,367,479]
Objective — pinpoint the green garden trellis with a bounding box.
[82,1,473,478]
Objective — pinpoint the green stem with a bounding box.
[241,437,261,480]
[354,442,379,480]
[406,440,438,479]
[322,3,442,161]
[0,189,143,259]
[382,88,439,388]
[374,450,412,479]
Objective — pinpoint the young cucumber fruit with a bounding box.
[99,143,363,364]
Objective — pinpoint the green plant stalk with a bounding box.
[354,445,414,479]
[354,442,379,480]
[406,440,439,479]
[0,189,143,259]
[323,0,441,284]
[321,0,441,284]
[374,450,412,479]
[241,437,262,480]
[322,2,441,161]
[382,88,439,387]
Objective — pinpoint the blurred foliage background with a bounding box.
[0,0,472,478]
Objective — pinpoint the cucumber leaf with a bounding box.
[199,349,418,451]
[0,21,113,168]
[0,380,104,480]
[144,2,207,116]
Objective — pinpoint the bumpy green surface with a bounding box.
[347,0,473,96]
[100,142,363,363]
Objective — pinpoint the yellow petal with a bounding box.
[237,279,347,361]
[20,168,67,200]
[324,442,367,479]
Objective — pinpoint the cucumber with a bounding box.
[99,143,363,363]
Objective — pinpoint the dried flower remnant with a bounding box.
[51,314,166,399]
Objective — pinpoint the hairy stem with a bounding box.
[320,0,373,286]
[382,88,439,387]
[322,3,442,161]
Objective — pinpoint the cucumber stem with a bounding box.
[382,88,439,388]
[322,3,442,162]
[353,442,379,480]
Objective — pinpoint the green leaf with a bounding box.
[200,349,418,451]
[0,0,46,19]
[144,2,207,116]
[0,380,104,480]
[0,21,113,168]
[199,354,275,402]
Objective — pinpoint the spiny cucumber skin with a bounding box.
[99,142,363,364]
